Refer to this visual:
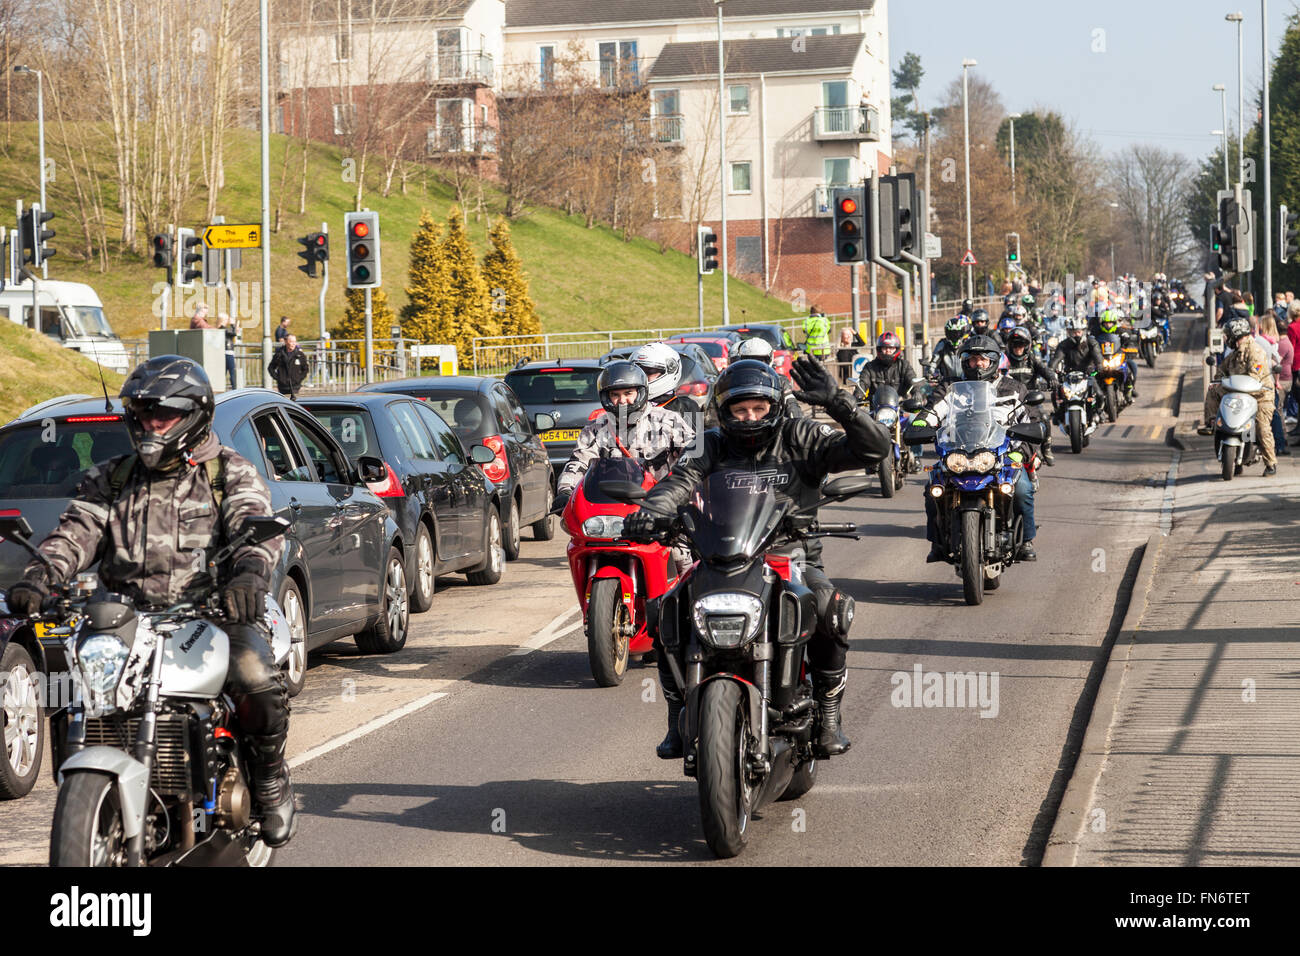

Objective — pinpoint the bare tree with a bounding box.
[1110,144,1195,276]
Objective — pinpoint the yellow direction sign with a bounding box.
[202,224,262,249]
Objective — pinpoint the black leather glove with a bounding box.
[624,509,671,543]
[550,491,571,516]
[6,577,49,617]
[223,570,267,624]
[790,355,839,407]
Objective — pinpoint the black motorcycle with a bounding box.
[610,470,870,858]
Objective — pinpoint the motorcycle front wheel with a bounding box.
[1068,413,1083,454]
[50,771,128,867]
[1103,385,1118,423]
[698,679,753,858]
[960,510,985,606]
[1144,342,1157,368]
[1221,449,1235,482]
[877,456,896,498]
[586,578,630,687]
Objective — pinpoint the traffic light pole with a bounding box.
[869,171,912,363]
[364,287,374,385]
[898,250,929,360]
[319,221,329,340]
[697,271,704,332]
[851,262,861,332]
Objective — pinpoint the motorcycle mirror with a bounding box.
[598,480,646,502]
[356,455,388,484]
[0,514,55,572]
[236,515,293,546]
[469,445,497,465]
[901,398,925,413]
[903,426,937,445]
[1205,355,1215,367]
[821,475,873,499]
[1024,391,1046,406]
[534,412,556,433]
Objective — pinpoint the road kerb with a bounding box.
[1041,531,1163,867]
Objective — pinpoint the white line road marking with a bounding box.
[289,691,449,769]
[510,605,584,656]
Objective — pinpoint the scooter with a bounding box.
[1211,373,1265,482]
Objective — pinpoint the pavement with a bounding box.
[1045,316,1300,865]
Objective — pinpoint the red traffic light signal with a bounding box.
[351,221,370,239]
[838,197,858,215]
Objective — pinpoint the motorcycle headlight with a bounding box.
[967,451,998,472]
[1103,355,1123,369]
[692,593,763,648]
[1047,336,1060,350]
[874,407,899,427]
[944,452,971,473]
[76,633,129,697]
[582,515,625,539]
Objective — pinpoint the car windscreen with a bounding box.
[0,419,133,498]
[416,394,496,441]
[505,368,602,404]
[63,306,116,339]
[730,327,784,348]
[680,340,725,358]
[305,406,382,460]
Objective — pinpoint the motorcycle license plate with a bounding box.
[539,429,581,442]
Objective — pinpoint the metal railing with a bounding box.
[813,105,880,141]
[426,123,497,155]
[652,114,684,144]
[428,50,494,85]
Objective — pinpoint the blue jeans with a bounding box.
[1271,389,1288,452]
[225,353,237,390]
[1014,469,1036,541]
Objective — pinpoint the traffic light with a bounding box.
[877,174,917,262]
[152,232,173,270]
[894,173,916,258]
[1216,188,1253,273]
[177,227,203,287]
[297,233,318,278]
[697,225,718,275]
[20,203,55,268]
[1281,204,1298,264]
[313,232,329,265]
[344,211,381,288]
[832,187,867,265]
[1005,232,1020,267]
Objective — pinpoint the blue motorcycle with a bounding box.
[904,381,1047,605]
[854,382,922,498]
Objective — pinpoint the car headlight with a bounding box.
[582,515,625,539]
[692,593,763,648]
[874,407,899,427]
[77,633,129,696]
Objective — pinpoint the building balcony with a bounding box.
[426,124,498,157]
[813,104,880,142]
[427,51,494,86]
[652,114,684,144]
[814,183,856,218]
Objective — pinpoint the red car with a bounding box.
[664,333,742,372]
[715,323,797,378]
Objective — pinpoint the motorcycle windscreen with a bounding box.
[684,469,786,563]
[938,381,1006,452]
[582,456,648,504]
[870,384,900,411]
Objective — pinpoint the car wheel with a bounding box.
[467,509,505,586]
[0,642,43,800]
[502,497,522,561]
[354,547,409,654]
[279,579,308,698]
[410,523,436,614]
[531,482,557,541]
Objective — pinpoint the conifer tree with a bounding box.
[482,217,542,339]
[400,210,450,344]
[437,205,495,363]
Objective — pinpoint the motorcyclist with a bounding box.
[729,337,802,417]
[632,342,699,420]
[913,336,1041,563]
[1099,309,1138,400]
[555,361,695,511]
[959,298,975,318]
[970,308,994,339]
[1020,293,1040,326]
[857,331,923,400]
[1198,316,1278,476]
[4,356,298,847]
[1049,316,1105,424]
[1005,326,1058,465]
[995,314,1018,348]
[927,314,970,383]
[624,356,892,759]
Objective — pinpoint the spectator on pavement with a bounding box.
[1261,313,1291,456]
[268,333,311,401]
[274,315,291,343]
[835,327,864,384]
[190,303,212,330]
[219,313,238,390]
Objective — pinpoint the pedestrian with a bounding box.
[274,315,291,343]
[268,333,311,401]
[1214,282,1234,326]
[1260,312,1291,456]
[835,327,862,384]
[803,306,831,361]
[984,274,995,297]
[1273,293,1288,326]
[219,313,238,390]
[190,303,212,330]
[1243,292,1255,317]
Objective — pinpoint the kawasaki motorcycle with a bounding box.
[1056,371,1102,454]
[610,470,870,859]
[0,512,296,867]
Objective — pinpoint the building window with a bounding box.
[730,161,752,194]
[778,25,841,37]
[824,157,853,185]
[736,237,762,275]
[728,84,750,115]
[435,98,472,151]
[334,32,351,63]
[539,44,555,87]
[822,80,849,109]
[599,40,638,88]
[333,103,355,136]
[438,28,464,79]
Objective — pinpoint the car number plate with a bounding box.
[539,429,581,442]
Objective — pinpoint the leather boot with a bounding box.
[812,669,851,757]
[657,698,685,759]
[245,734,298,847]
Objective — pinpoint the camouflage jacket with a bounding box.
[1220,337,1274,391]
[24,431,281,607]
[557,405,697,496]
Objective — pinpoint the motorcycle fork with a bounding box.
[126,635,168,866]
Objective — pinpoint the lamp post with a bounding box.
[962,58,977,299]
[1227,12,1245,185]
[13,64,46,278]
[1262,0,1273,306]
[715,0,729,324]
[1008,112,1022,207]
[1212,84,1229,189]
[1107,201,1119,279]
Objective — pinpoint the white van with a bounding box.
[0,279,130,373]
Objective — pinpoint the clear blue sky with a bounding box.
[889,0,1299,159]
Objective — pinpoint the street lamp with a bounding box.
[1107,201,1120,279]
[1212,84,1229,190]
[1008,113,1022,208]
[962,58,977,299]
[715,0,729,324]
[13,64,46,278]
[1226,12,1244,185]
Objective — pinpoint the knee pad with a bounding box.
[816,590,855,643]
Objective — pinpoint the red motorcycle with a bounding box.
[562,454,680,686]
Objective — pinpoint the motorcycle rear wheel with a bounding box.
[698,679,752,858]
[877,456,896,498]
[50,771,127,867]
[960,510,985,606]
[587,578,630,687]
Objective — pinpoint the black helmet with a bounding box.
[713,359,787,453]
[1007,326,1033,353]
[120,355,215,471]
[596,361,649,425]
[960,298,974,316]
[957,335,1003,382]
[970,308,991,331]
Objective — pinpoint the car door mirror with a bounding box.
[356,455,387,484]
[534,412,556,433]
[470,444,496,465]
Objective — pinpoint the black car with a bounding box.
[0,389,407,699]
[598,342,719,428]
[301,394,505,615]
[503,358,605,473]
[356,376,555,558]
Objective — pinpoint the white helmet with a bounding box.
[632,342,682,403]
[731,337,775,364]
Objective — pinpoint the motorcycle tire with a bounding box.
[1222,453,1236,482]
[586,578,630,687]
[1068,414,1083,454]
[878,457,896,499]
[1145,343,1157,369]
[698,679,752,859]
[960,510,985,606]
[1103,385,1118,423]
[50,771,128,867]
